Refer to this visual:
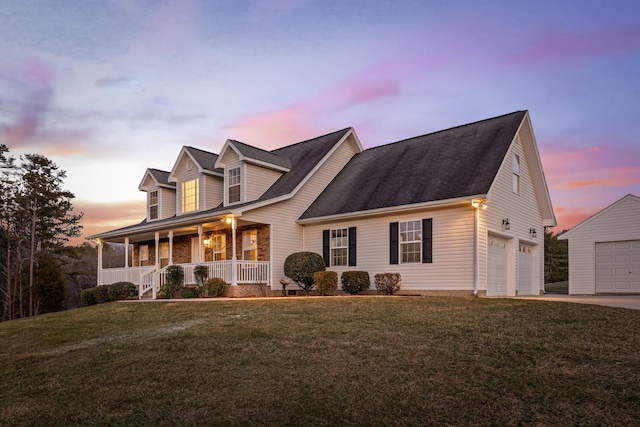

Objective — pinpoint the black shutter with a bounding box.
[348,227,357,266]
[390,222,399,264]
[422,218,433,263]
[322,229,330,267]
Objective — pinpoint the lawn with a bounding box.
[1,297,639,426]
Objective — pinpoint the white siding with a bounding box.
[561,196,640,294]
[482,124,544,295]
[160,187,176,219]
[303,206,475,290]
[241,135,361,288]
[204,175,223,209]
[245,163,283,201]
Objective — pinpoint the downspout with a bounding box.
[473,204,479,296]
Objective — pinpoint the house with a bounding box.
[88,110,556,298]
[558,194,640,295]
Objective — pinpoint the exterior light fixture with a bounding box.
[471,199,488,210]
[529,228,537,238]
[502,218,510,230]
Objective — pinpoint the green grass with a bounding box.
[1,297,639,426]
[545,281,569,294]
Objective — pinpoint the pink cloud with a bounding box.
[72,199,146,245]
[0,58,55,147]
[552,205,596,233]
[505,25,640,65]
[222,66,401,147]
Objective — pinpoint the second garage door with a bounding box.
[595,240,640,293]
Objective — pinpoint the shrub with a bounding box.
[207,278,227,298]
[93,285,112,304]
[108,282,138,300]
[341,271,371,295]
[159,265,184,299]
[374,273,402,295]
[80,288,96,306]
[284,252,326,294]
[193,265,209,287]
[314,271,338,296]
[180,287,200,298]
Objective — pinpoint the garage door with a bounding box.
[518,244,533,295]
[487,236,507,296]
[596,240,640,293]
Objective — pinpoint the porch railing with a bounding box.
[97,260,270,299]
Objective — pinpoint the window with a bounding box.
[330,228,348,266]
[149,191,158,220]
[512,153,520,194]
[400,220,422,263]
[323,227,356,267]
[212,234,226,261]
[159,242,169,267]
[242,230,257,260]
[390,219,432,264]
[181,179,199,213]
[228,167,241,204]
[139,244,149,266]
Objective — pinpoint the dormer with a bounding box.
[215,139,291,206]
[168,146,224,215]
[138,169,176,221]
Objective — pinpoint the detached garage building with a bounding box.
[559,194,640,295]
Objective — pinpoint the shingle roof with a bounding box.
[300,111,526,219]
[228,139,292,170]
[184,146,223,174]
[148,169,174,187]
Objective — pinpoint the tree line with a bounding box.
[0,144,85,320]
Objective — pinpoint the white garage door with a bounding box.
[518,244,533,295]
[487,236,507,296]
[596,240,640,293]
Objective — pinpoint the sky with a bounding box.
[1,0,639,245]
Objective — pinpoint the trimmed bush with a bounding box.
[159,265,184,299]
[207,278,227,298]
[108,282,138,300]
[180,287,200,298]
[314,271,338,296]
[284,252,326,294]
[93,285,111,304]
[374,273,402,295]
[80,288,96,306]
[341,271,371,295]
[193,265,209,287]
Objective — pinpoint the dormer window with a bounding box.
[149,191,158,220]
[228,167,241,204]
[181,179,199,213]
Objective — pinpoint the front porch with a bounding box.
[95,215,272,299]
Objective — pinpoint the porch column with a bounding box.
[168,231,174,265]
[231,217,237,286]
[198,225,203,262]
[155,232,160,268]
[97,239,103,286]
[124,237,130,269]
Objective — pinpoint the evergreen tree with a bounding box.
[544,228,568,283]
[33,252,66,314]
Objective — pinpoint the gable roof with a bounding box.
[216,139,292,171]
[168,146,223,182]
[138,168,175,191]
[300,111,527,220]
[558,194,640,240]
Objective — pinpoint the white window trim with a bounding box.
[400,219,422,264]
[139,244,149,265]
[330,228,348,267]
[242,229,257,261]
[149,190,159,221]
[181,179,200,213]
[213,234,226,261]
[513,153,521,194]
[227,166,242,205]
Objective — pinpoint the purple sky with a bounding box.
[1,0,639,244]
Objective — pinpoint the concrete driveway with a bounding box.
[509,294,640,310]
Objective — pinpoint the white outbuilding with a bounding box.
[558,194,640,295]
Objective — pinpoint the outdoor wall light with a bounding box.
[502,218,510,230]
[529,228,537,238]
[471,199,488,210]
